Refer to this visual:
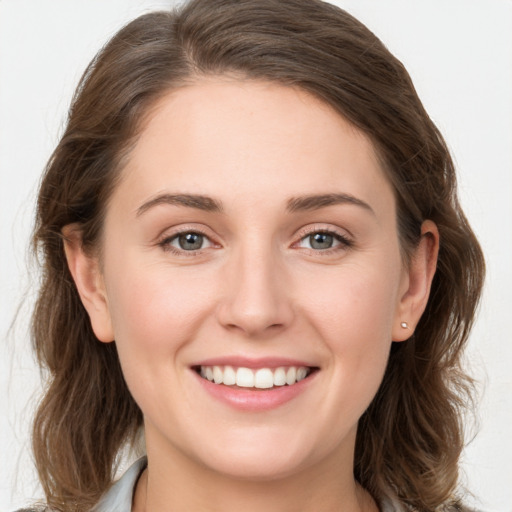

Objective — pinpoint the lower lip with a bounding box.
[193,370,317,412]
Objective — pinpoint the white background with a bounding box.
[1,1,511,511]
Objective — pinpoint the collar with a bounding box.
[92,457,147,512]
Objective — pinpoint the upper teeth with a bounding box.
[200,365,310,388]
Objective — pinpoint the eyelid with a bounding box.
[156,224,220,255]
[292,224,354,252]
[154,223,353,256]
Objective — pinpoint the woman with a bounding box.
[23,0,484,510]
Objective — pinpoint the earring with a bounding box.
[400,321,409,329]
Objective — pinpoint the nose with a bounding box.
[215,244,294,338]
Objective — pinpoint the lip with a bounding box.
[192,356,317,369]
[190,358,319,412]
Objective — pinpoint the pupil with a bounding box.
[310,232,333,250]
[179,233,203,250]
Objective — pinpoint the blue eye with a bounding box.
[177,233,204,250]
[308,232,335,250]
[298,231,351,251]
[164,232,212,252]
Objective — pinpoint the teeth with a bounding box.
[236,367,254,387]
[199,365,311,388]
[254,368,274,389]
[296,367,308,381]
[286,367,296,385]
[273,367,287,386]
[223,365,236,385]
[213,366,223,384]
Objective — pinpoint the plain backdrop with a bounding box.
[1,1,511,511]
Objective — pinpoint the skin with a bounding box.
[64,79,439,512]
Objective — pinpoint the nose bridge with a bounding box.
[216,233,293,336]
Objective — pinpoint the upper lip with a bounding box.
[191,356,318,369]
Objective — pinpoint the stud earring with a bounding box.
[400,322,409,329]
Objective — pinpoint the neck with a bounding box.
[133,428,379,512]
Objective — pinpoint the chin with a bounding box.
[187,425,338,482]
[202,451,311,482]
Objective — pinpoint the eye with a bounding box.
[161,231,213,252]
[305,232,335,250]
[296,230,352,251]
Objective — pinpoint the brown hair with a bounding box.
[31,1,484,510]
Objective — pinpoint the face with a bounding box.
[75,79,420,481]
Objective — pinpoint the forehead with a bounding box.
[112,78,395,220]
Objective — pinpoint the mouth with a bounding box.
[193,365,318,390]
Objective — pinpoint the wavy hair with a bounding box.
[31,1,484,510]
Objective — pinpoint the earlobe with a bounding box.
[62,224,115,343]
[393,220,439,342]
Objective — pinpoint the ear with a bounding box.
[62,224,115,343]
[392,220,439,341]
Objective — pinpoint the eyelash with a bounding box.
[294,226,353,255]
[157,227,353,256]
[158,228,213,256]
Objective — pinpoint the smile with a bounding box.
[192,358,319,411]
[198,365,312,389]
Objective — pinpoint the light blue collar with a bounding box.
[92,457,147,512]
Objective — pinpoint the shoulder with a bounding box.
[13,458,147,512]
[91,456,147,512]
[379,499,486,512]
[13,508,53,512]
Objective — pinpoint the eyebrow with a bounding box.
[136,192,374,217]
[136,193,224,217]
[286,193,375,215]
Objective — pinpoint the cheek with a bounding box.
[299,259,401,406]
[103,262,221,422]
[104,260,214,371]
[301,259,401,342]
